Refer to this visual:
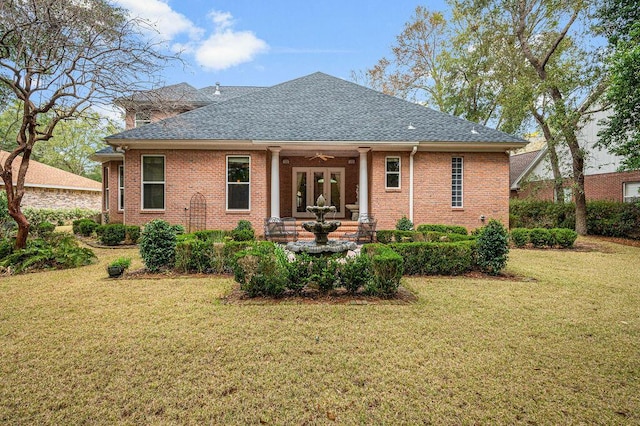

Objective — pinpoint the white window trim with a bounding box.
[118,165,124,212]
[385,156,401,190]
[226,155,251,211]
[623,181,640,203]
[134,111,151,128]
[103,166,109,212]
[141,155,165,211]
[452,157,464,208]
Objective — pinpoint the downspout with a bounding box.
[409,146,418,223]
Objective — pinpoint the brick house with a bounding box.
[510,109,640,203]
[0,151,101,210]
[94,72,526,233]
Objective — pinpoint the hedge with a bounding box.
[386,241,476,276]
[510,199,640,239]
[416,224,468,235]
[362,244,404,296]
[510,227,578,248]
[98,224,126,246]
[377,229,475,244]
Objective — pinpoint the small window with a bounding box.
[227,156,250,210]
[451,157,463,208]
[385,157,401,189]
[103,166,109,211]
[135,111,151,127]
[624,182,640,203]
[118,165,124,211]
[142,156,165,210]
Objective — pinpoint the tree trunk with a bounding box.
[566,134,588,235]
[547,144,565,203]
[10,207,30,249]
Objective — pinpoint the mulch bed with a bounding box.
[221,284,419,305]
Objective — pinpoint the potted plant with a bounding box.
[107,257,131,278]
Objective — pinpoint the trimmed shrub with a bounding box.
[416,224,468,235]
[363,244,403,297]
[551,228,578,248]
[98,224,126,246]
[23,207,100,227]
[174,238,213,273]
[139,220,177,272]
[388,241,476,275]
[125,226,141,244]
[529,228,553,248]
[308,255,340,293]
[395,216,414,231]
[234,243,288,297]
[73,219,99,237]
[338,254,372,294]
[510,228,530,248]
[375,230,394,244]
[476,220,509,275]
[231,220,255,241]
[192,229,231,242]
[31,221,55,239]
[286,252,313,292]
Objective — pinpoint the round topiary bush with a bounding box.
[476,219,509,275]
[139,220,177,272]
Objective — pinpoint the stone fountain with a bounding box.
[286,195,356,255]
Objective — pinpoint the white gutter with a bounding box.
[409,145,418,223]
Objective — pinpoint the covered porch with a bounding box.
[267,147,373,221]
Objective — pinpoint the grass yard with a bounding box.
[0,238,638,424]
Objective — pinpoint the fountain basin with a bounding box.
[286,239,356,255]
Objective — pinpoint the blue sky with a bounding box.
[112,0,449,88]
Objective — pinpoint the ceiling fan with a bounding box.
[307,152,335,161]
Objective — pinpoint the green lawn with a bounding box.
[0,238,638,424]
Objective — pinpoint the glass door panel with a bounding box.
[330,172,341,213]
[295,172,307,213]
[313,171,325,205]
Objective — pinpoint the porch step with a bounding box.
[295,220,360,241]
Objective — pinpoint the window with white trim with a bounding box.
[227,156,250,210]
[623,181,640,203]
[103,166,109,211]
[142,156,165,210]
[385,156,401,189]
[118,165,124,211]
[451,157,463,208]
[134,111,151,127]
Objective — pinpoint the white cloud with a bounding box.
[194,10,269,71]
[112,2,268,71]
[112,0,202,41]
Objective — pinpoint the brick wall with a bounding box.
[371,151,510,232]
[514,170,640,202]
[123,149,268,230]
[17,187,100,210]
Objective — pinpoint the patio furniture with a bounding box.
[343,215,377,243]
[263,217,299,243]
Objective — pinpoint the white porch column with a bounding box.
[270,147,281,218]
[358,148,369,218]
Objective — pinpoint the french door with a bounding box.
[292,167,345,218]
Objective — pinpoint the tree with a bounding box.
[0,0,173,248]
[596,0,640,170]
[449,0,605,234]
[358,5,533,134]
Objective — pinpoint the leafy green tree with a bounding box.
[450,0,605,235]
[596,0,640,171]
[0,0,174,249]
[0,102,119,180]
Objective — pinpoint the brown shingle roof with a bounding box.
[510,150,541,186]
[0,151,101,191]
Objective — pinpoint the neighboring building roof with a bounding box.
[510,147,548,190]
[0,151,101,191]
[117,82,212,107]
[510,149,542,187]
[107,72,527,146]
[198,85,264,103]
